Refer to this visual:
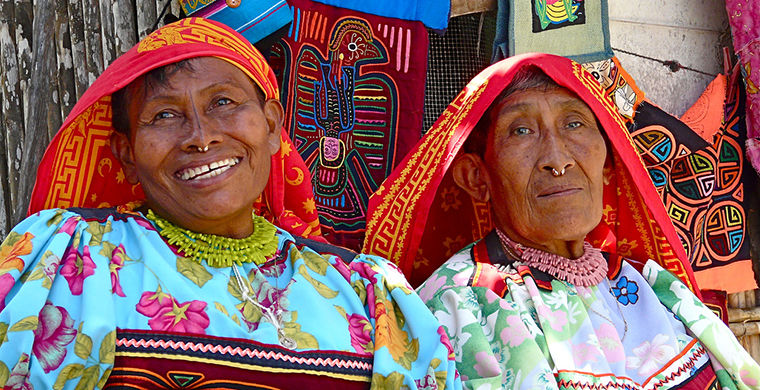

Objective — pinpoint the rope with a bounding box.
[612,47,718,77]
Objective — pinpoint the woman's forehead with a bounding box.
[491,86,594,118]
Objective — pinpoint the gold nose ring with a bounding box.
[551,168,565,177]
[196,145,209,153]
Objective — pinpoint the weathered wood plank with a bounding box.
[113,0,138,56]
[82,0,104,100]
[136,1,158,40]
[13,0,32,132]
[67,0,88,100]
[55,0,77,121]
[99,0,117,66]
[0,6,8,236]
[0,1,25,219]
[13,0,61,223]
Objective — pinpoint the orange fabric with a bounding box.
[363,53,700,294]
[680,75,727,142]
[28,18,322,239]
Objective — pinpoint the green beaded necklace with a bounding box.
[145,209,279,267]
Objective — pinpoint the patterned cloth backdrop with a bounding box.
[269,0,429,250]
[583,57,757,294]
[725,0,760,177]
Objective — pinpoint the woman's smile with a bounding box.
[175,156,242,182]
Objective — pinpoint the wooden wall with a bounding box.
[0,0,183,237]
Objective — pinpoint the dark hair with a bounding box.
[110,60,196,135]
[462,66,560,156]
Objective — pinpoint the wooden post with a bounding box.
[0,1,26,226]
[55,0,77,122]
[113,0,137,56]
[67,0,88,100]
[136,1,158,40]
[12,0,61,223]
[99,0,117,67]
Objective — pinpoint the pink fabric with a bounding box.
[726,0,760,171]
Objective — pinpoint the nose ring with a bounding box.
[551,168,565,177]
[196,145,209,153]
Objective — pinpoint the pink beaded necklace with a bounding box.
[495,229,608,287]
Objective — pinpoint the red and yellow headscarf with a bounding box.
[28,17,322,239]
[363,53,700,294]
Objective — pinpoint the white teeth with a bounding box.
[177,157,240,181]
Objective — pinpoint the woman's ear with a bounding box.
[110,132,139,185]
[263,98,284,155]
[452,153,491,203]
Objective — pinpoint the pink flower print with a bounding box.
[109,244,127,297]
[136,290,209,334]
[60,246,96,295]
[417,274,446,301]
[346,313,373,355]
[595,322,624,363]
[330,255,352,282]
[500,315,530,347]
[42,255,61,282]
[135,289,173,317]
[350,261,380,285]
[437,325,455,358]
[57,217,79,236]
[472,351,500,377]
[0,273,14,311]
[6,353,32,390]
[740,369,759,386]
[536,304,568,332]
[571,342,599,366]
[626,334,675,377]
[32,302,77,373]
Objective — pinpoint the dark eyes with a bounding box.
[153,111,176,121]
[512,127,532,136]
[215,97,233,107]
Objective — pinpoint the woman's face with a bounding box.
[111,57,282,237]
[483,87,607,255]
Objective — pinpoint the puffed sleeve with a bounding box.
[643,261,760,390]
[0,209,117,389]
[419,254,557,390]
[348,255,461,389]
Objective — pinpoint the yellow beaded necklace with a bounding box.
[145,209,279,267]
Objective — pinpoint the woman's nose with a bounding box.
[539,130,574,176]
[183,107,223,153]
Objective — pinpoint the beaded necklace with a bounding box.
[495,229,607,287]
[145,209,279,267]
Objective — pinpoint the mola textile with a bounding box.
[270,0,429,250]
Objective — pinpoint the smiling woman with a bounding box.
[0,18,459,389]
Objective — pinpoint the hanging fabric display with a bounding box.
[306,0,450,31]
[179,0,293,47]
[582,55,757,294]
[493,0,614,63]
[269,0,429,249]
[725,0,760,176]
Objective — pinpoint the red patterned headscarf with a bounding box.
[29,17,322,239]
[363,53,700,294]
